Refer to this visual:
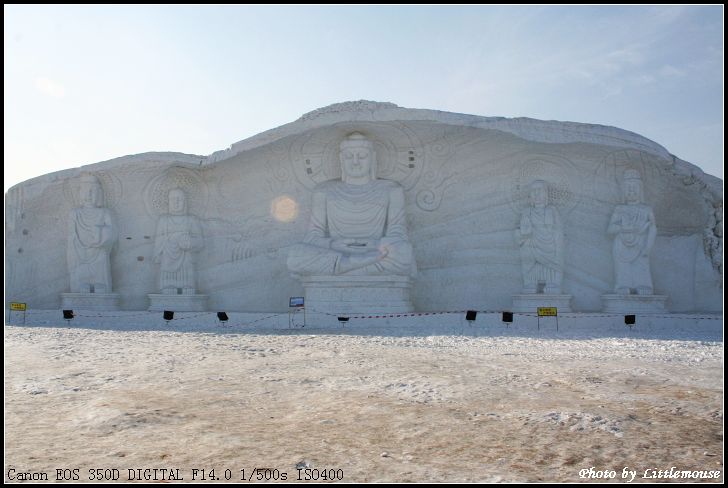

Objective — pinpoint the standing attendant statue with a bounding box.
[515,180,564,294]
[67,173,116,293]
[153,188,204,294]
[607,169,657,295]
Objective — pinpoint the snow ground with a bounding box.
[4,311,723,483]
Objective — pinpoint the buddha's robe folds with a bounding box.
[288,179,415,277]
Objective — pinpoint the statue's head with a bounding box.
[168,188,187,215]
[79,173,103,208]
[339,132,376,184]
[529,180,549,208]
[622,169,644,204]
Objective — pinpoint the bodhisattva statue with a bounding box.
[153,188,204,294]
[515,180,564,294]
[608,169,656,295]
[67,173,116,293]
[287,132,416,277]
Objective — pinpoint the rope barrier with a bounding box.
[307,308,723,321]
[223,313,286,328]
[7,308,722,324]
[73,311,155,319]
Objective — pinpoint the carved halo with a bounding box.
[592,149,666,207]
[510,155,578,215]
[144,166,208,217]
[63,170,122,209]
[288,122,425,191]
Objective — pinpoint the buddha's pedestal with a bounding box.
[61,292,120,311]
[302,275,413,314]
[512,294,573,313]
[601,294,667,314]
[148,294,207,312]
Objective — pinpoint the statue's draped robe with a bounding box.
[67,207,115,293]
[516,206,564,288]
[287,179,415,277]
[608,203,656,292]
[153,214,204,292]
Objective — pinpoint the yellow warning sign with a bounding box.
[10,302,27,311]
[537,307,557,317]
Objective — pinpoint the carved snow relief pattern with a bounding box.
[414,135,457,212]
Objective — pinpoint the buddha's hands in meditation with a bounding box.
[331,238,386,257]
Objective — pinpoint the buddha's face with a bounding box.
[80,182,101,208]
[169,190,186,215]
[340,146,372,180]
[624,180,641,204]
[529,182,548,208]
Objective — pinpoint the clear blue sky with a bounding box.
[4,5,723,191]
